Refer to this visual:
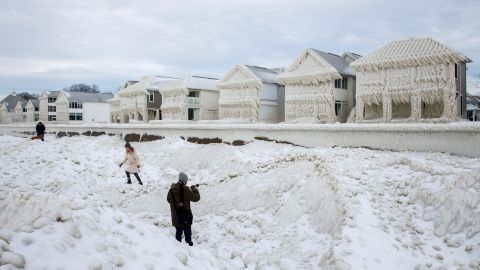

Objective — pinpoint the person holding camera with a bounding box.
[167,172,200,246]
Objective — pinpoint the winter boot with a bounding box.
[127,178,132,184]
[138,180,143,185]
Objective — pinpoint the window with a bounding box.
[334,78,348,89]
[188,91,200,97]
[69,102,82,109]
[149,93,154,102]
[335,101,348,116]
[34,114,39,121]
[48,106,56,112]
[35,107,39,111]
[48,97,57,103]
[23,108,27,112]
[69,113,83,121]
[48,115,56,121]
[455,64,458,79]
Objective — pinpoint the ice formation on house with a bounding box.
[110,76,178,123]
[159,76,219,121]
[351,37,472,123]
[0,91,38,124]
[278,49,360,123]
[54,91,113,124]
[217,65,285,123]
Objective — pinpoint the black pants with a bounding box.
[175,226,192,245]
[125,171,142,183]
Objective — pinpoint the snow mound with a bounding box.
[0,135,478,269]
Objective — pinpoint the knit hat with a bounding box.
[125,142,131,148]
[178,172,188,184]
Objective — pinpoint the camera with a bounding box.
[190,184,199,189]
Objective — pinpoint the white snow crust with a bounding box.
[0,134,479,269]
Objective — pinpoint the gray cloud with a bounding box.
[0,0,479,95]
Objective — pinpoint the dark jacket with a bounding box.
[36,123,45,134]
[167,183,200,227]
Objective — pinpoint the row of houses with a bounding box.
[109,37,474,124]
[1,37,478,125]
[0,90,113,124]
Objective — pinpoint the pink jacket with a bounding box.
[121,150,141,173]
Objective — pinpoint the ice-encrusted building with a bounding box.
[160,76,219,121]
[217,65,285,123]
[0,91,38,124]
[351,37,472,123]
[109,76,178,123]
[39,90,61,122]
[54,91,113,124]
[278,49,360,123]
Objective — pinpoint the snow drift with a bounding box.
[0,134,479,270]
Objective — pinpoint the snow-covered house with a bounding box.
[160,76,219,121]
[39,91,61,122]
[0,91,30,124]
[54,91,113,124]
[350,37,472,123]
[25,99,39,122]
[277,49,360,123]
[111,76,178,123]
[217,65,285,123]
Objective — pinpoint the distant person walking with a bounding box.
[167,172,200,246]
[31,122,45,141]
[119,142,143,185]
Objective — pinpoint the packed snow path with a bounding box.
[0,135,479,270]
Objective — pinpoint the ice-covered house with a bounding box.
[277,49,360,123]
[54,91,113,124]
[350,37,472,123]
[0,91,31,124]
[217,65,285,123]
[111,76,178,123]
[25,99,39,122]
[39,91,61,122]
[160,76,219,121]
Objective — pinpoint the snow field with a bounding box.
[0,134,479,270]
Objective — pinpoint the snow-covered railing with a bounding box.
[1,122,480,157]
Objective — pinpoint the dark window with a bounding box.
[188,108,194,120]
[69,102,82,108]
[35,107,39,111]
[23,108,27,112]
[48,106,56,112]
[455,64,458,79]
[48,115,56,121]
[69,113,83,121]
[149,93,154,102]
[48,97,57,103]
[188,91,200,97]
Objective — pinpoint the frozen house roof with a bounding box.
[278,48,359,85]
[310,49,357,76]
[63,91,113,103]
[44,91,61,98]
[245,66,283,84]
[162,75,219,93]
[351,37,472,72]
[0,92,28,110]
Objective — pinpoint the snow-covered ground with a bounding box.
[0,134,479,270]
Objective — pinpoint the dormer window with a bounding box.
[48,97,57,103]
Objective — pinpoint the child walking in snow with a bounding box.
[119,142,143,185]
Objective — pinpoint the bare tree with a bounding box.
[64,83,100,93]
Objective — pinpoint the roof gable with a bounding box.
[217,65,263,89]
[278,48,346,85]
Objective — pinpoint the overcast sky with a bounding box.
[0,0,479,96]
